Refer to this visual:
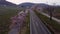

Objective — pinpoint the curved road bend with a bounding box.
[30,9,51,34]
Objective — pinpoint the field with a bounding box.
[0,6,18,34]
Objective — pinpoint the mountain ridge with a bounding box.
[0,0,17,7]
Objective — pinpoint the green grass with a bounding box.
[20,11,30,34]
[25,12,30,34]
[34,10,60,32]
[0,7,19,34]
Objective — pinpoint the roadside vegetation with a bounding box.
[0,6,19,34]
[25,11,30,34]
[43,7,60,19]
[20,11,30,34]
[34,10,60,34]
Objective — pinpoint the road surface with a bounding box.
[30,9,51,34]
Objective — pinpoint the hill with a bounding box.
[0,0,17,7]
[18,2,35,8]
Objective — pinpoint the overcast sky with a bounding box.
[6,0,60,5]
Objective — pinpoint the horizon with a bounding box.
[6,0,60,5]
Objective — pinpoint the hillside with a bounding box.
[0,0,17,7]
[18,2,35,8]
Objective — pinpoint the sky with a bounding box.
[6,0,60,5]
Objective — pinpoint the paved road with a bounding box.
[30,9,51,34]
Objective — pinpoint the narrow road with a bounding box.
[30,9,51,34]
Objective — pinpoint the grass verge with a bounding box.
[20,12,30,34]
[25,12,30,34]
